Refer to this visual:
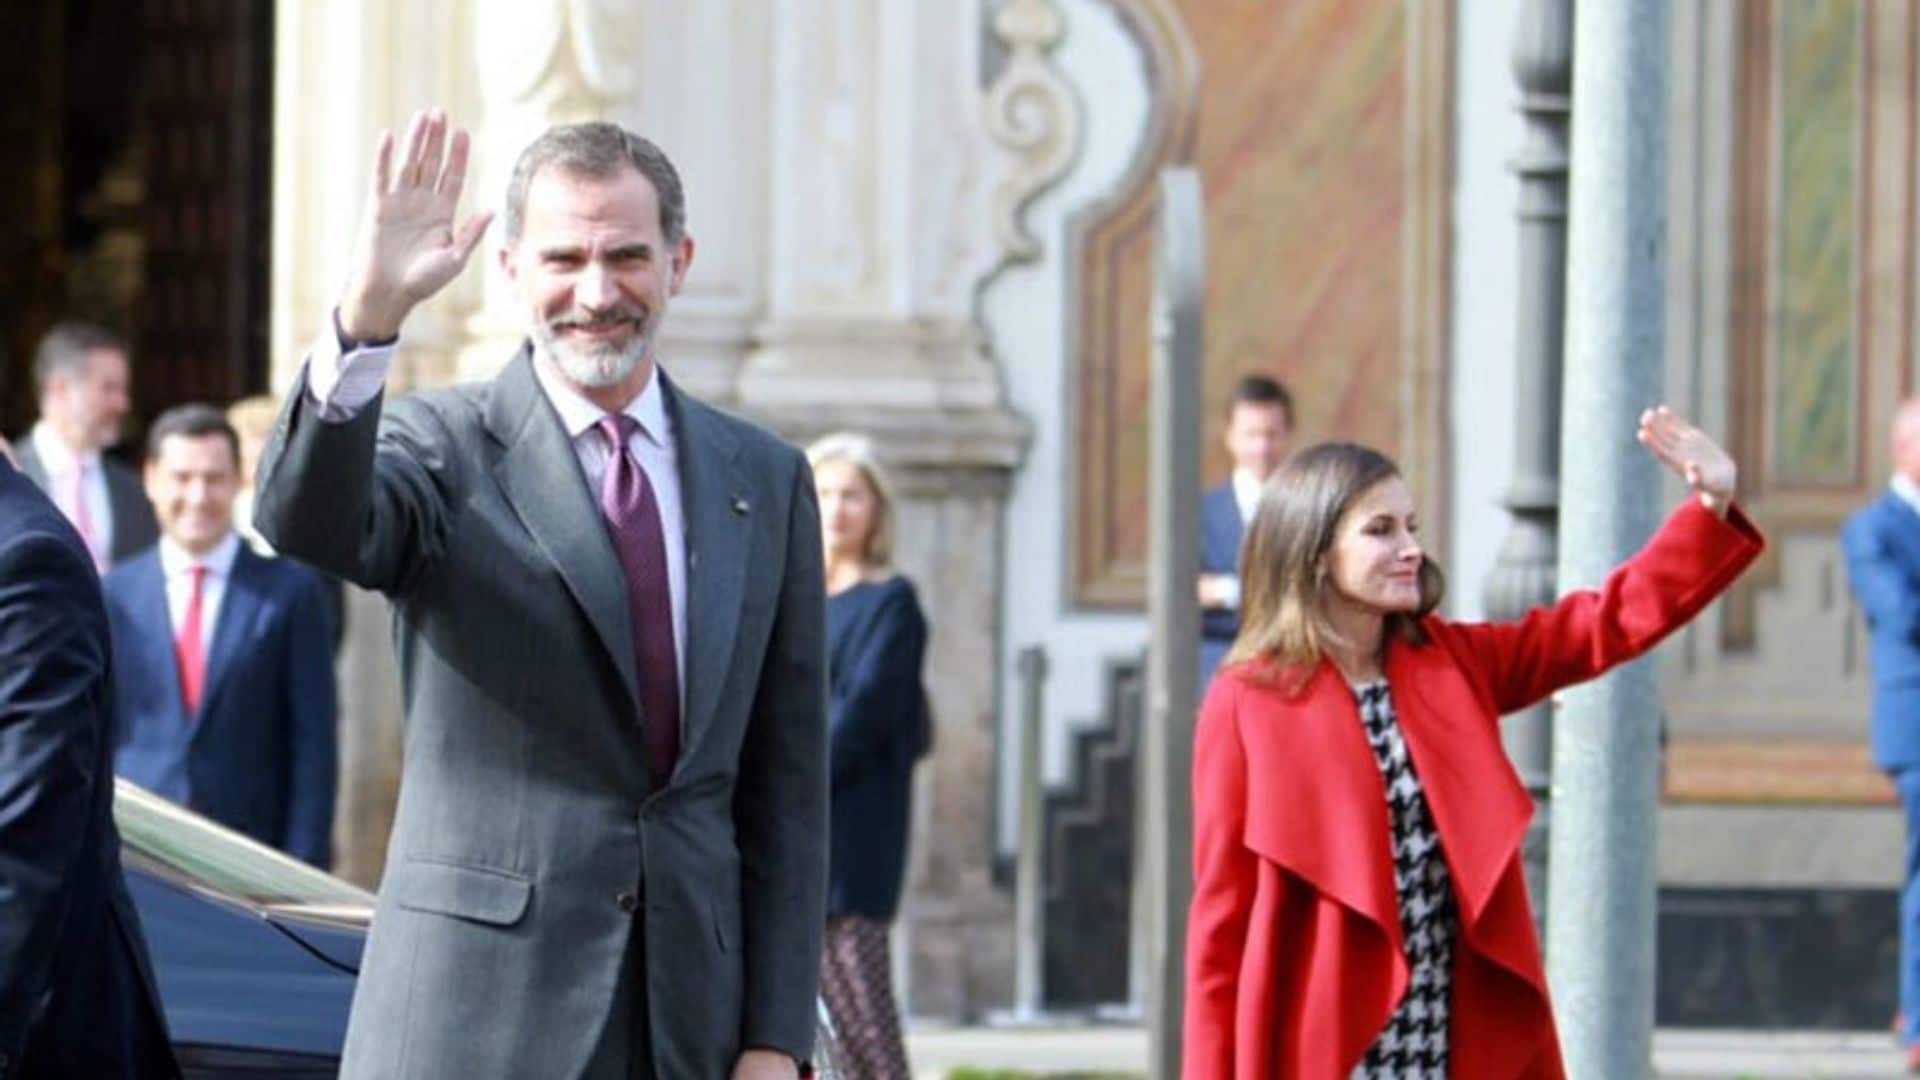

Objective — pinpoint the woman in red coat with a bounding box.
[1183,407,1765,1079]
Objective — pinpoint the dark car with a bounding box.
[114,779,843,1077]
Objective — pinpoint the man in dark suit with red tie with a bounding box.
[104,405,337,867]
[0,445,176,1078]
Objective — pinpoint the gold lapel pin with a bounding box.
[731,497,750,515]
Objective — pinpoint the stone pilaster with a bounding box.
[270,0,478,886]
[737,0,1083,1018]
[741,0,1013,419]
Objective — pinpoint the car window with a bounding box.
[114,779,373,908]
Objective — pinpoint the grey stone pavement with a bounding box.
[902,1024,1913,1078]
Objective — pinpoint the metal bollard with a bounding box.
[1011,644,1049,1020]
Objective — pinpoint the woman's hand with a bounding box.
[1637,406,1737,517]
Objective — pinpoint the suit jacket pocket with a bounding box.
[711,895,740,953]
[387,858,533,927]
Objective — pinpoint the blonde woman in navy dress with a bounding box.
[808,433,930,1080]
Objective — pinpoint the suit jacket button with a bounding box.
[617,891,640,914]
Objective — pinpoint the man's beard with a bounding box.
[531,306,657,388]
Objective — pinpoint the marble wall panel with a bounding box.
[1772,0,1861,487]
[1071,0,1450,607]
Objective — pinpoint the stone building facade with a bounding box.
[265,0,1916,1025]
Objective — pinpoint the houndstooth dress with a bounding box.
[1348,680,1456,1079]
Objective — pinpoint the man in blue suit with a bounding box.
[1198,374,1293,686]
[106,405,337,867]
[0,449,176,1077]
[1843,397,1920,1070]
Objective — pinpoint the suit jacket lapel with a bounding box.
[196,545,262,724]
[104,462,151,558]
[668,378,748,764]
[13,442,47,487]
[1236,664,1401,940]
[1881,494,1920,580]
[129,553,190,726]
[486,348,642,712]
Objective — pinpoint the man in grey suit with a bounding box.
[253,109,827,1079]
[12,322,159,571]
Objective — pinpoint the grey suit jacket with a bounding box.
[12,439,159,567]
[252,347,828,1078]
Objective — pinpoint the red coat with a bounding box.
[1183,500,1764,1079]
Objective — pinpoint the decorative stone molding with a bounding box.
[269,0,475,391]
[984,0,1083,264]
[476,0,640,116]
[739,0,1026,435]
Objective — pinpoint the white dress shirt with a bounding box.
[159,531,242,657]
[230,488,276,557]
[1894,472,1920,519]
[1212,467,1268,612]
[305,332,688,702]
[30,423,113,566]
[1231,467,1265,527]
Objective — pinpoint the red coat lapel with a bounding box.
[1387,637,1548,1000]
[1203,656,1562,1078]
[1237,663,1400,946]
[1387,639,1533,922]
[1233,648,1539,951]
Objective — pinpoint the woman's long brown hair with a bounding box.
[1224,442,1446,691]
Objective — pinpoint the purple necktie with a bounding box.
[596,414,680,791]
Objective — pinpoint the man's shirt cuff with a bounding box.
[305,323,397,422]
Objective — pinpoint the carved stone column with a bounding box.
[270,0,476,394]
[270,0,477,886]
[742,0,999,418]
[1482,0,1572,940]
[737,0,1077,1018]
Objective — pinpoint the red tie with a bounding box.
[176,565,209,715]
[596,415,680,791]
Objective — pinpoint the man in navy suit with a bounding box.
[1198,374,1293,686]
[106,405,337,867]
[0,450,176,1077]
[1844,396,1920,1070]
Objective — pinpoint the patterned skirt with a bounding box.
[820,914,912,1080]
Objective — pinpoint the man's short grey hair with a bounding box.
[33,321,127,398]
[503,122,686,246]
